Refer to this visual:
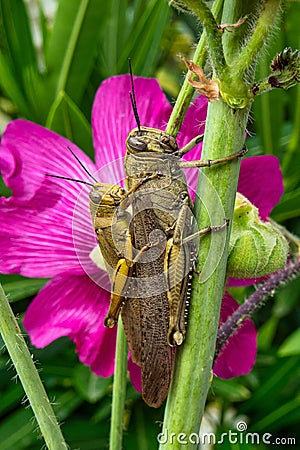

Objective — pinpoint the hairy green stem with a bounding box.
[179,0,226,76]
[232,0,282,79]
[166,0,224,137]
[160,99,250,450]
[0,284,68,450]
[109,318,128,450]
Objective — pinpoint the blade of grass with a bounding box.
[0,283,68,449]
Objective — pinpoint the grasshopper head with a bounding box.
[89,183,126,227]
[89,183,125,208]
[126,126,178,155]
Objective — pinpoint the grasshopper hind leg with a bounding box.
[104,256,133,327]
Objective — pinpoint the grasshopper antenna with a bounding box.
[46,146,97,186]
[67,146,98,183]
[46,173,93,186]
[128,58,141,133]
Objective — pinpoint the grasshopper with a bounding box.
[46,152,135,326]
[89,174,165,327]
[88,70,246,407]
[89,182,133,325]
[48,84,246,408]
[119,123,245,407]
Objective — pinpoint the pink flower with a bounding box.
[0,75,283,388]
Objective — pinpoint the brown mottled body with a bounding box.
[122,128,197,407]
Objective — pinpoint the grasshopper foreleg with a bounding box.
[182,218,229,244]
[178,146,247,169]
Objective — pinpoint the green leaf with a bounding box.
[278,328,300,357]
[271,186,300,221]
[0,52,30,117]
[0,0,38,82]
[252,29,284,156]
[62,417,109,449]
[99,0,171,76]
[211,378,251,402]
[45,0,109,105]
[281,83,300,188]
[252,396,300,432]
[240,357,300,416]
[73,365,112,403]
[0,0,42,119]
[124,401,163,450]
[38,2,50,58]
[257,316,279,350]
[0,408,37,450]
[53,391,84,421]
[46,91,93,158]
[117,0,171,75]
[2,278,47,303]
[0,384,23,416]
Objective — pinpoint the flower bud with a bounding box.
[227,193,289,278]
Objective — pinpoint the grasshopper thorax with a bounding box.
[126,126,178,155]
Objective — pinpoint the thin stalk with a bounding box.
[109,317,128,450]
[0,284,68,450]
[160,98,250,450]
[179,0,226,76]
[232,0,282,80]
[166,0,224,137]
[215,257,300,361]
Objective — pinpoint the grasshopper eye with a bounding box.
[89,189,102,204]
[179,192,189,200]
[128,137,147,152]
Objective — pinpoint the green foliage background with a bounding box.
[0,0,299,448]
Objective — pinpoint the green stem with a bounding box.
[160,99,250,450]
[166,0,224,137]
[109,317,128,450]
[0,284,68,450]
[232,0,281,79]
[179,0,226,76]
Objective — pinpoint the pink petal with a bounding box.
[177,96,208,198]
[238,155,283,220]
[0,119,96,202]
[0,175,98,277]
[213,293,257,378]
[177,95,207,156]
[23,273,116,377]
[227,275,268,287]
[0,120,102,277]
[92,75,172,177]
